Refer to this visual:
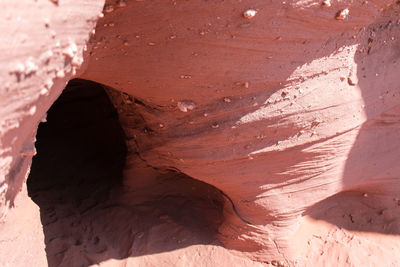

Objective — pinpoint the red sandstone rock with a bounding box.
[1,0,400,266]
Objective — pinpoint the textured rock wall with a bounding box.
[0,1,104,266]
[81,0,400,263]
[1,0,400,266]
[0,0,104,220]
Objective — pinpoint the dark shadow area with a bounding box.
[306,6,400,234]
[27,79,225,266]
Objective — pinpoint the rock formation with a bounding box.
[1,0,400,266]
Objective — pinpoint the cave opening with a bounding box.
[26,79,225,266]
[27,78,127,213]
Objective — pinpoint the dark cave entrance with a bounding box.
[27,79,225,266]
[27,79,127,212]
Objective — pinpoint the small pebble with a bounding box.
[63,42,78,59]
[29,106,37,116]
[177,101,196,112]
[56,69,65,78]
[40,88,49,96]
[44,79,53,89]
[243,9,257,19]
[322,0,331,7]
[336,8,349,20]
[25,59,38,75]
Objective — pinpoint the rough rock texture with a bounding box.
[26,79,258,266]
[1,0,400,266]
[0,0,104,266]
[0,0,104,215]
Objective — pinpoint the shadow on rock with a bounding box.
[27,79,225,267]
[306,6,400,235]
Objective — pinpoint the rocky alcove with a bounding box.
[26,79,226,266]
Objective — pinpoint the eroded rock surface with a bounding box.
[1,0,400,266]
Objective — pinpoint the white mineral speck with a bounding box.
[177,101,196,112]
[243,9,257,19]
[29,106,37,115]
[24,58,38,75]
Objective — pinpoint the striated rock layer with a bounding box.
[1,0,400,266]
